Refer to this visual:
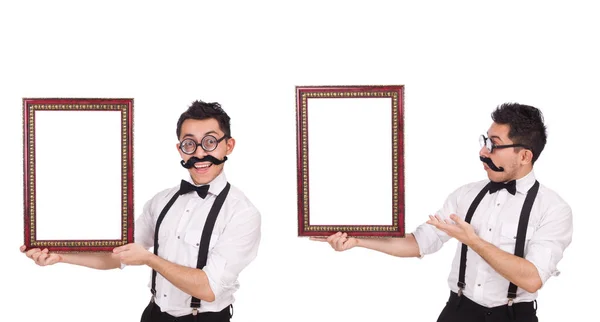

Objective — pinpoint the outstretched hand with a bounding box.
[20,245,63,266]
[310,232,358,251]
[426,213,479,246]
[113,243,152,266]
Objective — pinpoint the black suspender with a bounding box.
[508,181,540,301]
[457,182,492,295]
[151,182,231,315]
[151,191,182,298]
[191,183,231,314]
[457,180,540,305]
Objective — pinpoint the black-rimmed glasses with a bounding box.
[179,134,228,155]
[479,135,529,153]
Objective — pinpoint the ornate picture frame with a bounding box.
[23,98,134,252]
[296,86,405,237]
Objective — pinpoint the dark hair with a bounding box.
[491,102,547,164]
[176,100,231,139]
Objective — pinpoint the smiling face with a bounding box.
[479,122,533,182]
[177,118,235,185]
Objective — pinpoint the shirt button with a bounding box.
[496,203,500,206]
[177,236,180,239]
[196,243,200,246]
[488,228,492,232]
[477,284,481,287]
[186,210,190,212]
[164,294,167,297]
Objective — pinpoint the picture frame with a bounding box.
[23,98,134,252]
[296,85,405,237]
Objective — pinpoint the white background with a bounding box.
[1,1,598,321]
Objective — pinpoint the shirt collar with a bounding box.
[184,170,228,197]
[515,169,536,195]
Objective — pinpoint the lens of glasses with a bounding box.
[479,135,493,153]
[180,138,197,154]
[201,135,219,152]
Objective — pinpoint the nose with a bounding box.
[479,145,490,157]
[193,145,209,158]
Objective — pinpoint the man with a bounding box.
[313,103,572,322]
[21,100,261,322]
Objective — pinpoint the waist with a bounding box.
[151,302,232,322]
[448,291,536,312]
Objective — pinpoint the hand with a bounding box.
[427,213,479,246]
[113,243,152,266]
[20,245,62,266]
[310,232,359,252]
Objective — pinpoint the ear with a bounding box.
[520,149,534,165]
[225,137,236,155]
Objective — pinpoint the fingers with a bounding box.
[113,245,129,254]
[20,245,26,252]
[310,232,356,251]
[333,233,348,250]
[25,248,42,259]
[23,247,61,266]
[449,214,463,225]
[42,254,62,266]
[326,232,342,244]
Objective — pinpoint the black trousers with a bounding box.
[140,300,232,322]
[437,291,537,322]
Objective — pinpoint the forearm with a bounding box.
[357,233,420,258]
[60,252,121,270]
[470,238,542,293]
[146,254,215,302]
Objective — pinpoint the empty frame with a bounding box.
[296,86,405,237]
[23,98,134,252]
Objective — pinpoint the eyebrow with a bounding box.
[486,132,504,143]
[181,130,220,139]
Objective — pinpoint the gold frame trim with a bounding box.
[27,104,130,247]
[300,91,400,232]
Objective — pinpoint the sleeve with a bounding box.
[134,197,157,250]
[202,205,261,299]
[525,201,573,285]
[412,184,468,257]
[120,195,158,270]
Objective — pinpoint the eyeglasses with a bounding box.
[179,134,228,155]
[479,135,529,153]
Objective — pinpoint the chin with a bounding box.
[485,171,502,182]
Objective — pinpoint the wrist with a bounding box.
[143,252,153,266]
[468,234,485,250]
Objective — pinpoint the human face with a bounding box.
[479,122,532,182]
[176,118,235,185]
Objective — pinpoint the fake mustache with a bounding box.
[480,156,504,172]
[180,155,228,169]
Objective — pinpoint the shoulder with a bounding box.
[144,185,180,209]
[223,183,261,219]
[535,182,572,216]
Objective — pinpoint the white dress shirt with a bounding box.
[413,170,572,307]
[134,171,261,316]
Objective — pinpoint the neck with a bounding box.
[513,165,533,181]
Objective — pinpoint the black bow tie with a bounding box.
[179,180,210,198]
[488,180,517,195]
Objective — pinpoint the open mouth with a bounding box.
[194,162,212,169]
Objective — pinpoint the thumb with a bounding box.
[449,214,464,224]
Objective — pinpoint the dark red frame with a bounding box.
[23,98,134,252]
[296,86,405,237]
